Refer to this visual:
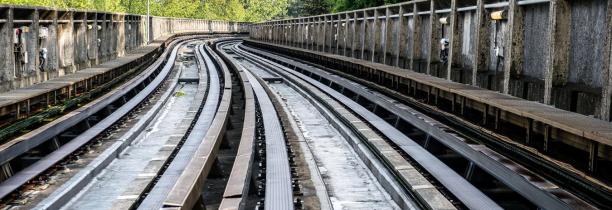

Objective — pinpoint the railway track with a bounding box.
[0,35,605,210]
[215,40,598,210]
[0,36,189,206]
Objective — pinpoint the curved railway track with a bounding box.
[215,40,598,210]
[0,36,189,203]
[0,36,605,210]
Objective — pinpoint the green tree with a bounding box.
[244,0,288,21]
[0,0,287,22]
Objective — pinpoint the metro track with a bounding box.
[216,40,598,210]
[0,36,190,205]
[0,36,235,209]
[0,36,605,210]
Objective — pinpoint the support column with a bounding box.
[382,7,392,65]
[600,0,612,121]
[502,0,524,94]
[544,0,571,105]
[396,5,407,67]
[372,9,381,63]
[317,16,323,52]
[299,19,305,49]
[426,0,440,75]
[360,11,368,60]
[352,12,359,59]
[446,0,458,80]
[310,18,315,51]
[343,13,350,56]
[472,0,489,86]
[410,3,422,69]
[325,15,332,53]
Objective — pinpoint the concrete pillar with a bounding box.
[334,15,340,54]
[117,14,125,57]
[426,0,440,75]
[330,15,336,53]
[292,20,296,46]
[298,19,301,47]
[372,9,381,63]
[361,11,368,60]
[88,13,99,65]
[472,0,489,86]
[58,12,75,73]
[382,8,392,65]
[599,0,612,121]
[410,3,422,69]
[316,17,322,51]
[309,19,314,50]
[339,14,345,55]
[446,0,458,80]
[352,12,359,59]
[303,19,307,49]
[74,12,88,69]
[502,0,524,94]
[544,0,571,104]
[323,16,329,52]
[45,10,60,76]
[396,5,407,68]
[343,13,350,56]
[1,8,14,87]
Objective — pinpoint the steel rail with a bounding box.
[225,41,425,210]
[0,35,197,166]
[161,44,233,209]
[239,43,576,210]
[33,39,201,210]
[245,70,294,210]
[231,47,294,210]
[214,39,257,210]
[0,37,192,201]
[233,44,501,210]
[137,43,224,209]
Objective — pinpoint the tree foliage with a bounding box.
[287,0,401,17]
[0,0,288,22]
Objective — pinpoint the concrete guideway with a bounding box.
[233,47,403,209]
[3,0,612,208]
[48,42,205,210]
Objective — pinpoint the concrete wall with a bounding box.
[0,4,250,93]
[250,0,612,121]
